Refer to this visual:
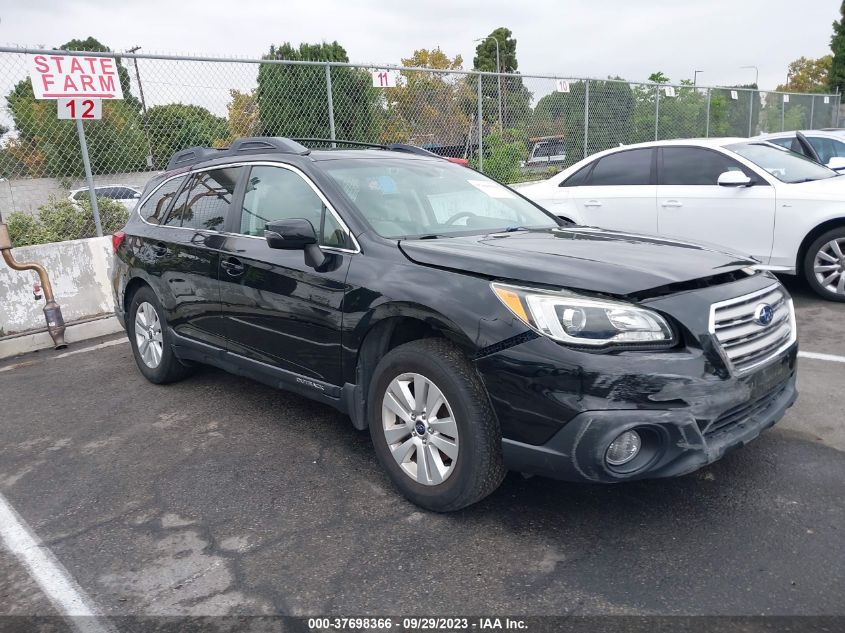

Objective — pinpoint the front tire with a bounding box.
[803,227,845,302]
[127,286,194,384]
[368,339,506,512]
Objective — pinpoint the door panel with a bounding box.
[154,167,245,347]
[218,236,351,385]
[656,147,776,262]
[569,148,658,233]
[220,163,354,386]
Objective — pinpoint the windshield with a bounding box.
[728,142,838,183]
[320,158,558,238]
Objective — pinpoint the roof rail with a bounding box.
[166,146,223,171]
[294,138,449,161]
[229,137,310,156]
[165,137,310,171]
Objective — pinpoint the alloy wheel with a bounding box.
[381,372,459,486]
[814,238,845,295]
[134,301,164,369]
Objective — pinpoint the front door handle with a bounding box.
[583,200,602,208]
[661,200,683,208]
[221,256,245,276]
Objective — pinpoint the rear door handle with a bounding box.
[661,200,683,208]
[221,256,245,276]
[583,200,602,207]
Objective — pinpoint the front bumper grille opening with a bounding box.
[710,284,796,374]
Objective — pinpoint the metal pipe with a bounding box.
[0,223,67,349]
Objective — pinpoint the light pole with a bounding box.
[740,65,759,87]
[474,36,503,129]
[741,66,759,137]
[693,70,703,86]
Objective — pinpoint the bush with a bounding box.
[469,128,528,184]
[5,195,129,247]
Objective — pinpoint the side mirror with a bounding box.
[717,171,752,187]
[264,218,317,250]
[827,156,845,172]
[264,218,327,269]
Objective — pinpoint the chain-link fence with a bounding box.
[0,46,840,245]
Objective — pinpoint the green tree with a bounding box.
[3,37,147,178]
[257,41,379,141]
[143,104,228,167]
[227,89,260,140]
[381,48,471,145]
[469,129,527,183]
[830,2,845,93]
[529,79,636,165]
[777,56,832,92]
[472,28,531,130]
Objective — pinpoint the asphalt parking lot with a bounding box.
[0,277,843,623]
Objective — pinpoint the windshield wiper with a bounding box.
[417,234,448,240]
[499,226,530,232]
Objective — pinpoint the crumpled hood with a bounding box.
[399,227,755,296]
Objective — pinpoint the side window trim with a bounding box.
[585,147,655,186]
[234,161,360,254]
[137,174,189,226]
[559,160,597,187]
[657,145,768,186]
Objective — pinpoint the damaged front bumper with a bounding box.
[501,364,796,483]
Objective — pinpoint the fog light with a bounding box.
[606,430,641,466]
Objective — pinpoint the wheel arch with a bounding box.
[797,217,845,274]
[344,306,476,431]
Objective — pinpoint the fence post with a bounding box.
[75,119,102,238]
[583,79,590,159]
[782,94,786,131]
[809,95,815,129]
[654,84,660,141]
[705,88,711,137]
[325,63,336,148]
[477,73,483,172]
[747,90,754,137]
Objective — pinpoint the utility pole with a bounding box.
[474,36,503,130]
[127,46,154,169]
[693,70,703,86]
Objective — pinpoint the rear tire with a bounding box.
[127,286,194,384]
[367,338,506,512]
[803,227,845,302]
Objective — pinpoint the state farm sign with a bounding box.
[28,54,124,100]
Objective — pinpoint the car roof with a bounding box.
[599,137,750,151]
[756,130,845,139]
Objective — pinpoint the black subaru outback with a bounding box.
[112,137,798,511]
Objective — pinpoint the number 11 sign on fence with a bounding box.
[372,69,398,88]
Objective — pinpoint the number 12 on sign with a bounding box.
[58,98,102,120]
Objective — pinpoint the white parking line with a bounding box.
[0,493,113,633]
[55,338,127,359]
[798,350,845,364]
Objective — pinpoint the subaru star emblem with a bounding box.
[754,303,774,326]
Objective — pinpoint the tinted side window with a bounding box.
[808,136,845,164]
[560,163,593,187]
[240,166,348,248]
[766,137,794,150]
[166,167,244,231]
[661,147,747,185]
[138,177,186,225]
[589,149,653,186]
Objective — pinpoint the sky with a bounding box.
[0,0,840,91]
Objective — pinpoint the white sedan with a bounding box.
[69,185,142,211]
[515,138,845,301]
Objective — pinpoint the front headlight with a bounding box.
[491,282,674,347]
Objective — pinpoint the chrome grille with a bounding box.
[710,284,796,374]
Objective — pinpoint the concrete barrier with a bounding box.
[0,236,117,349]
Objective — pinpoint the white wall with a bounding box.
[0,236,114,335]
